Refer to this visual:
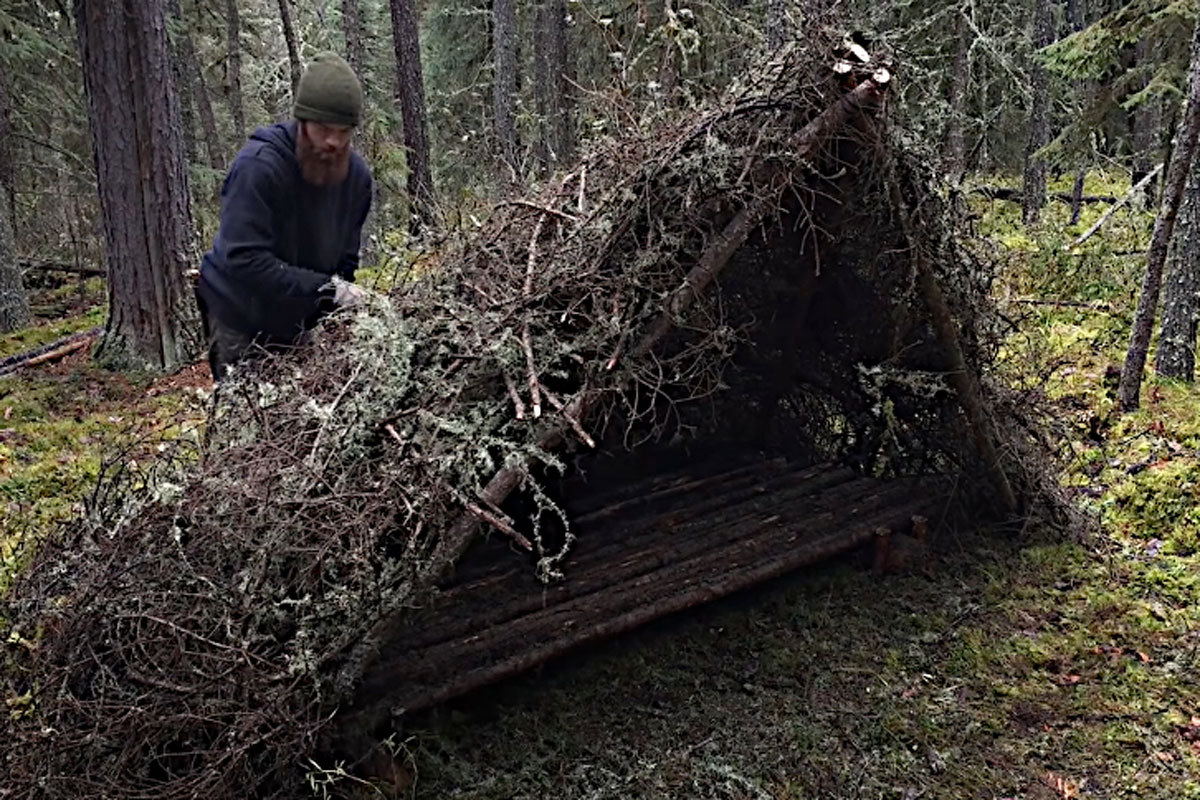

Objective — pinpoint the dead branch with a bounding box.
[1071,163,1163,248]
[0,327,101,377]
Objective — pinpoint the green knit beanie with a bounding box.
[293,52,363,127]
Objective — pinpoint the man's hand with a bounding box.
[328,276,370,309]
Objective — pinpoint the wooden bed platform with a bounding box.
[345,458,950,721]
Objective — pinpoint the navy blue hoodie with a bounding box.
[197,121,373,342]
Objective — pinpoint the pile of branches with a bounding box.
[1,33,1064,800]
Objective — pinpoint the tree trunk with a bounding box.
[167,0,198,165]
[656,0,678,102]
[943,8,969,178]
[170,0,223,171]
[766,0,788,52]
[493,0,519,189]
[0,184,31,334]
[226,0,246,140]
[1156,161,1200,380]
[388,0,436,232]
[277,0,303,94]
[75,0,200,371]
[1117,14,1200,410]
[0,68,31,333]
[1066,0,1087,224]
[534,0,574,170]
[341,0,367,79]
[1132,38,1159,208]
[1022,0,1054,225]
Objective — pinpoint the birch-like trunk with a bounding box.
[1155,161,1200,380]
[1117,13,1200,409]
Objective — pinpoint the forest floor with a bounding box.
[6,173,1200,798]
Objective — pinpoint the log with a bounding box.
[18,259,105,278]
[395,466,865,653]
[344,479,941,719]
[970,186,1118,204]
[0,327,101,377]
[885,166,1019,515]
[1071,163,1164,248]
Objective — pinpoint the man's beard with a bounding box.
[297,130,351,187]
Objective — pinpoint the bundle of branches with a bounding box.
[1,33,1064,800]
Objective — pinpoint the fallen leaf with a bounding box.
[1043,771,1080,799]
[1154,751,1174,763]
[1136,650,1151,663]
[1055,674,1083,686]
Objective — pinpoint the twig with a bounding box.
[502,372,527,420]
[522,327,542,419]
[542,388,597,448]
[577,163,588,214]
[1070,163,1163,248]
[465,502,532,550]
[501,198,579,222]
[523,214,547,418]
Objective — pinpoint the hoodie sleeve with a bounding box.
[337,175,373,282]
[218,155,335,302]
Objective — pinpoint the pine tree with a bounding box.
[493,0,519,188]
[1022,0,1055,224]
[0,69,31,333]
[388,0,436,231]
[75,0,200,370]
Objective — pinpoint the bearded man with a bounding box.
[195,52,374,380]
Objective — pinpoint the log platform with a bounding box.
[345,458,950,722]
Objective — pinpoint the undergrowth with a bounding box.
[382,170,1200,799]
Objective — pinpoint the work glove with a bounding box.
[327,276,370,309]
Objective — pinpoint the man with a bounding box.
[195,52,374,380]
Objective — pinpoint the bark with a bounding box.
[1065,0,1084,222]
[1022,0,1054,225]
[492,0,519,189]
[276,0,303,94]
[1069,167,1087,224]
[534,0,575,170]
[341,0,367,79]
[943,8,969,177]
[0,183,31,334]
[167,0,225,171]
[656,0,678,102]
[166,0,197,164]
[75,0,201,371]
[1155,161,1200,379]
[226,0,246,139]
[388,0,436,232]
[191,48,226,171]
[766,0,788,51]
[0,70,31,333]
[1117,15,1200,410]
[1132,38,1159,208]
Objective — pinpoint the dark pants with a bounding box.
[195,287,264,381]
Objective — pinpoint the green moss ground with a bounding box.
[0,277,208,593]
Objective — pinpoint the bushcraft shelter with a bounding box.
[2,33,1054,800]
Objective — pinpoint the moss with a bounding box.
[0,306,104,361]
